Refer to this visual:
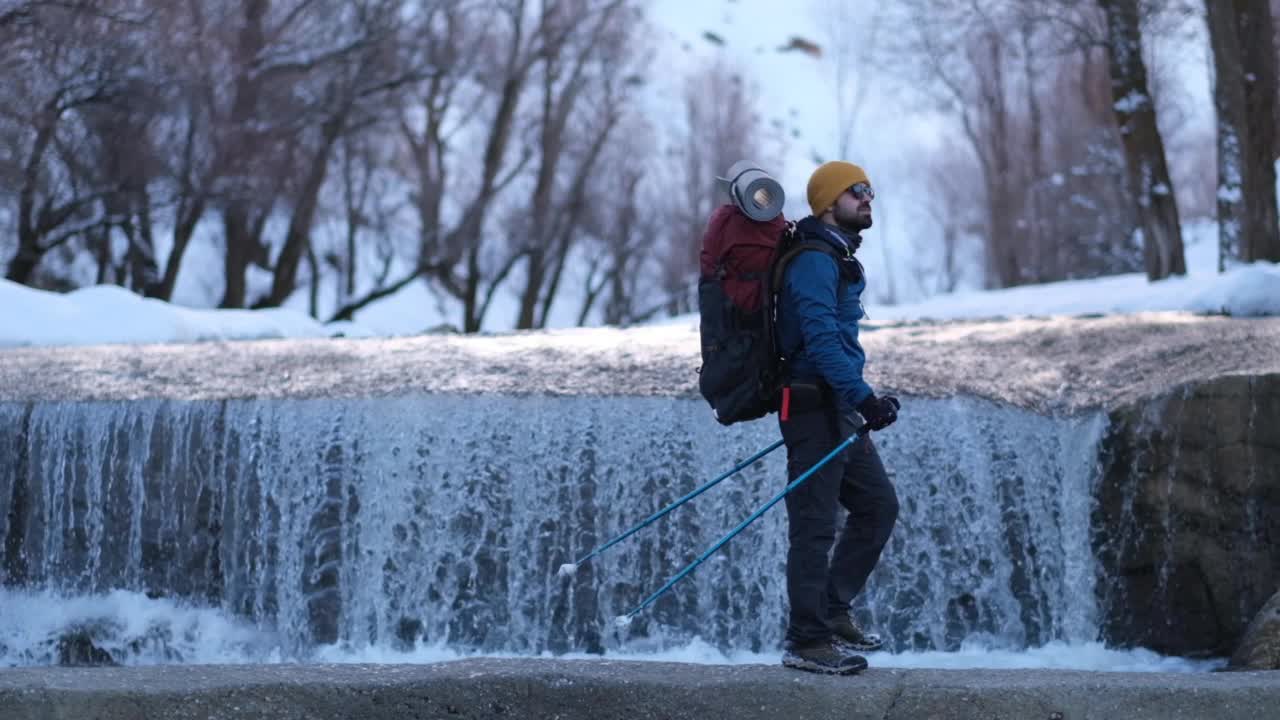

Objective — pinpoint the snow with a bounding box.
[1112,90,1149,114]
[2,222,1276,349]
[866,222,1280,322]
[0,280,373,348]
[874,259,1280,323]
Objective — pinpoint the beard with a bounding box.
[834,205,873,233]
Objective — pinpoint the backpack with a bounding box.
[696,205,840,425]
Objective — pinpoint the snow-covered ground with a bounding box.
[873,222,1280,322]
[1,222,1277,348]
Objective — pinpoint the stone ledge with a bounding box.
[1,313,1278,412]
[1,658,1278,720]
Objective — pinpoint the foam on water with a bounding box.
[0,588,282,666]
[0,588,1219,672]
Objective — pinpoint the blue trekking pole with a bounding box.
[612,424,871,628]
[558,439,785,578]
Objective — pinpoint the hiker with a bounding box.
[774,161,900,675]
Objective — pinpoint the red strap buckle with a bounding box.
[780,386,791,422]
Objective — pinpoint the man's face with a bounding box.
[832,182,874,233]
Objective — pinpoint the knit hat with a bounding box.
[806,161,870,216]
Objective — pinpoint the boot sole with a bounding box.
[782,654,868,675]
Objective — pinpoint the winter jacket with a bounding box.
[775,216,873,409]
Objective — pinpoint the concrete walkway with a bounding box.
[2,658,1277,720]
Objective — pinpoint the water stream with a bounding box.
[0,395,1153,667]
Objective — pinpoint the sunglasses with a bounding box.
[848,182,875,200]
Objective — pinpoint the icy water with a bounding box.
[0,394,1216,671]
[0,588,1219,672]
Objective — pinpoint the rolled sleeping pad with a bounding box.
[716,160,785,221]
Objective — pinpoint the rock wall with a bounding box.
[1096,374,1280,656]
[1230,590,1280,670]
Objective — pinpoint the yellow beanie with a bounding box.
[806,161,871,216]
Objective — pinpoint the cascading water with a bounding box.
[1,395,1108,665]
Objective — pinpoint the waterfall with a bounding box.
[0,395,1107,661]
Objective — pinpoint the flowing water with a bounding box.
[0,395,1214,670]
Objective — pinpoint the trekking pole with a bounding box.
[558,438,785,578]
[612,425,871,628]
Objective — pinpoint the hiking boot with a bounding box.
[830,614,885,652]
[781,639,868,675]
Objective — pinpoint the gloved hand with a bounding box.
[856,394,900,431]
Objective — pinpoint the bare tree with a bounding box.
[510,0,638,330]
[1205,0,1280,266]
[893,1,1038,288]
[574,116,661,326]
[0,1,142,287]
[1030,43,1142,280]
[193,0,391,309]
[327,0,480,324]
[652,60,773,318]
[254,0,425,309]
[812,0,880,161]
[390,0,543,333]
[1273,0,1280,154]
[912,144,985,295]
[889,0,1191,287]
[80,82,165,293]
[200,0,288,307]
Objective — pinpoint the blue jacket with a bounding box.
[775,216,873,409]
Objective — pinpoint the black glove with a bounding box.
[857,393,899,431]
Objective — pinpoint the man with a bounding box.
[774,160,901,675]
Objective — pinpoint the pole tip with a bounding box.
[613,614,633,629]
[557,563,579,578]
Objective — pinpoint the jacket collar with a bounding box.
[798,216,862,256]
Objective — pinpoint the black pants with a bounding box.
[778,405,898,645]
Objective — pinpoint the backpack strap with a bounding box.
[770,241,841,293]
[767,234,853,383]
[757,229,839,384]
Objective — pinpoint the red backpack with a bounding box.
[699,204,787,313]
[696,205,836,424]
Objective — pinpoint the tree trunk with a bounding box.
[124,192,159,294]
[1099,0,1186,280]
[306,239,320,319]
[219,204,253,308]
[5,107,59,284]
[154,99,210,301]
[1208,0,1252,268]
[1021,21,1048,282]
[218,0,269,309]
[985,35,1020,288]
[515,249,545,330]
[1241,0,1280,262]
[259,114,345,308]
[92,223,112,285]
[463,245,482,333]
[154,197,205,300]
